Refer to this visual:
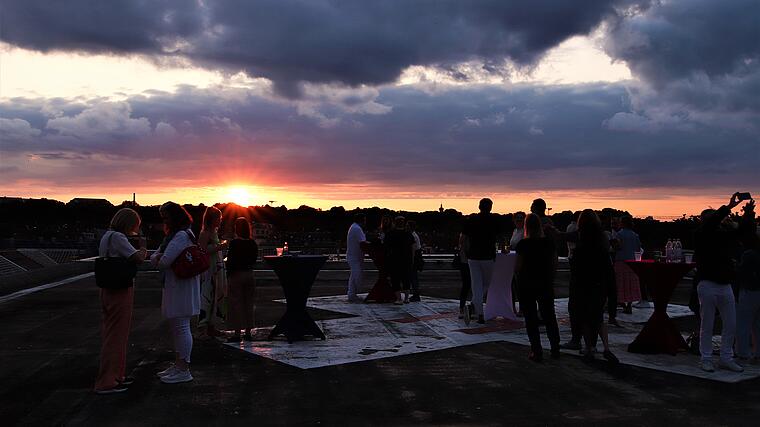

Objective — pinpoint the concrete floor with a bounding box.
[1,269,759,426]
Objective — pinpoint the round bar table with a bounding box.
[264,255,327,342]
[625,260,695,355]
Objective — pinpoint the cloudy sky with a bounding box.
[1,0,758,216]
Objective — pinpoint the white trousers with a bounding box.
[170,317,193,363]
[347,259,364,298]
[697,280,736,361]
[468,259,494,316]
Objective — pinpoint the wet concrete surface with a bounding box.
[1,268,758,426]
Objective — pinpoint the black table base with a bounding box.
[269,310,326,343]
[264,255,328,343]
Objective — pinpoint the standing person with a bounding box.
[509,212,526,249]
[516,213,560,362]
[385,216,415,304]
[530,198,554,227]
[461,198,501,324]
[94,208,147,394]
[612,216,641,315]
[510,211,526,315]
[197,206,228,338]
[226,217,259,342]
[456,238,472,320]
[408,220,422,302]
[737,200,759,363]
[694,194,750,372]
[346,213,367,303]
[151,202,201,384]
[570,209,618,363]
[565,211,580,259]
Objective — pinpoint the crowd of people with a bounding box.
[94,203,259,394]
[93,193,759,394]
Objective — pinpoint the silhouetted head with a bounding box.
[407,220,417,232]
[578,209,605,248]
[478,198,493,214]
[524,213,544,239]
[530,198,547,216]
[513,211,526,228]
[354,212,366,226]
[621,215,634,229]
[110,208,141,235]
[234,217,251,239]
[700,208,716,222]
[202,206,222,231]
[159,201,193,235]
[393,216,406,229]
[381,215,392,232]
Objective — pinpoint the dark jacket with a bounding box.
[694,206,751,285]
[226,239,258,273]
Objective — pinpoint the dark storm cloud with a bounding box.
[604,0,760,128]
[1,0,638,93]
[0,0,202,54]
[1,83,757,190]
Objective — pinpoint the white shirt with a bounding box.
[151,230,201,319]
[509,228,524,249]
[99,231,138,258]
[346,222,366,262]
[412,231,421,251]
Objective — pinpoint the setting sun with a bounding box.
[224,186,255,207]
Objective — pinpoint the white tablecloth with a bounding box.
[484,252,518,321]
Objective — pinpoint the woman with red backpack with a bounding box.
[151,201,203,384]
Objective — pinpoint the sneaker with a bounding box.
[409,294,421,302]
[608,318,621,327]
[560,340,581,351]
[160,369,193,384]
[95,384,129,395]
[463,304,471,326]
[347,295,363,303]
[157,364,177,378]
[394,299,404,305]
[700,359,715,372]
[718,359,744,373]
[458,307,464,319]
[117,376,135,386]
[633,300,652,309]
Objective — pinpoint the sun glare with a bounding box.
[224,186,254,207]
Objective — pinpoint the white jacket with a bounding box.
[151,230,201,319]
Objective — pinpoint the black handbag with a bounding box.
[95,232,137,289]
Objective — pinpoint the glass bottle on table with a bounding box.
[665,239,674,263]
[283,241,289,255]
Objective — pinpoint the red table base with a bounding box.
[363,241,396,303]
[627,310,688,355]
[625,260,695,355]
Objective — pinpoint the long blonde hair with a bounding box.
[110,208,141,234]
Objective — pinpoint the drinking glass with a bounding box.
[276,247,284,256]
[634,251,642,262]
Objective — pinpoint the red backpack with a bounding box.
[171,231,210,278]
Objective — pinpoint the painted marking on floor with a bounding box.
[0,272,95,304]
[225,295,760,383]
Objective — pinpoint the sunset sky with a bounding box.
[1,1,757,218]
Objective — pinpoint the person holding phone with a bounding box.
[94,208,147,394]
[694,192,754,372]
